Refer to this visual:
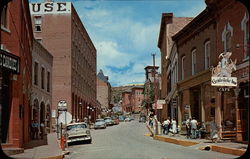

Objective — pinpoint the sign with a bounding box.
[152,103,163,109]
[211,52,237,87]
[0,50,20,74]
[30,2,71,14]
[58,111,72,125]
[157,100,166,105]
[211,77,237,86]
[52,110,56,118]
[58,100,67,111]
[217,87,231,92]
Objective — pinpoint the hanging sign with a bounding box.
[0,50,20,74]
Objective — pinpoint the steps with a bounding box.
[221,131,236,141]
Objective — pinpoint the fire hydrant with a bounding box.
[60,135,66,151]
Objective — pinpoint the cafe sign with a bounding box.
[211,52,237,87]
[0,50,20,74]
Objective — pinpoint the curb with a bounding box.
[153,135,199,146]
[38,154,64,159]
[210,145,246,156]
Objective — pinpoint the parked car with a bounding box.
[66,122,92,145]
[111,116,120,125]
[118,115,125,121]
[124,117,131,122]
[94,119,106,129]
[104,117,114,126]
[139,116,146,123]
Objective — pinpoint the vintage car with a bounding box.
[94,119,107,129]
[66,122,92,144]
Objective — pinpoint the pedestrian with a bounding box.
[186,117,191,138]
[162,117,170,135]
[171,118,177,136]
[33,120,39,140]
[210,117,218,143]
[40,121,45,139]
[190,117,198,139]
[198,122,206,139]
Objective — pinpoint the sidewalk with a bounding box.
[146,124,247,156]
[9,133,64,159]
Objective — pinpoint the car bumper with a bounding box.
[67,136,91,143]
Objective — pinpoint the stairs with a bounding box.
[221,131,236,141]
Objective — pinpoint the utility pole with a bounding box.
[152,53,158,135]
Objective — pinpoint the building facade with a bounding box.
[160,0,249,142]
[30,1,97,125]
[31,39,53,134]
[97,69,111,116]
[130,86,144,113]
[1,0,33,150]
[158,13,193,122]
[122,91,132,113]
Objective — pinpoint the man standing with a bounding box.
[186,117,191,138]
[190,117,198,139]
[162,117,170,135]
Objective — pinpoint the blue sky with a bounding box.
[30,0,206,86]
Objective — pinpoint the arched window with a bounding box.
[241,12,249,59]
[222,22,233,52]
[204,41,211,69]
[192,49,197,75]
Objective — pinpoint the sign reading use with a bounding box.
[30,2,71,14]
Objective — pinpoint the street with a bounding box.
[65,119,238,159]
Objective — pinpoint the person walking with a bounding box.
[210,117,218,143]
[186,117,191,138]
[190,117,198,139]
[33,120,39,140]
[162,117,170,135]
[171,118,177,136]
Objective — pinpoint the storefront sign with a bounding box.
[217,87,231,92]
[211,52,237,87]
[30,2,71,14]
[152,103,163,109]
[0,50,20,74]
[211,77,237,86]
[157,100,166,105]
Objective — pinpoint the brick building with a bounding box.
[130,86,144,113]
[122,90,132,113]
[31,39,53,135]
[1,0,33,151]
[157,13,193,122]
[160,0,248,142]
[29,1,98,125]
[97,69,111,115]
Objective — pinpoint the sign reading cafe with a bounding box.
[211,52,237,87]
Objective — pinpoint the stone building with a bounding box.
[1,0,33,152]
[130,86,144,113]
[97,70,111,115]
[31,39,53,134]
[158,13,193,122]
[29,1,98,125]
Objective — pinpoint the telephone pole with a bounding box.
[152,53,158,135]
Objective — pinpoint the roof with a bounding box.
[97,69,109,83]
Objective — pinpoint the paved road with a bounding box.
[65,120,238,159]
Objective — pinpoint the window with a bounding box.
[204,41,210,69]
[222,22,233,52]
[241,12,249,59]
[1,5,7,28]
[34,62,38,85]
[34,16,42,32]
[181,56,185,80]
[192,50,196,75]
[225,32,231,52]
[47,71,50,92]
[41,67,45,89]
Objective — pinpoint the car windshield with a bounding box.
[67,124,87,130]
[96,119,104,122]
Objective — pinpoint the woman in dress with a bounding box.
[171,118,177,136]
[210,117,218,143]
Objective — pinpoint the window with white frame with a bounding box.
[241,12,249,59]
[181,56,185,80]
[204,41,211,69]
[222,22,233,52]
[192,50,196,75]
[34,16,42,32]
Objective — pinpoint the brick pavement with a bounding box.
[9,133,64,159]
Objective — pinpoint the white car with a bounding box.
[66,122,92,144]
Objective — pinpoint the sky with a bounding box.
[30,0,206,86]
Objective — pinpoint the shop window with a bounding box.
[34,62,38,85]
[34,16,42,32]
